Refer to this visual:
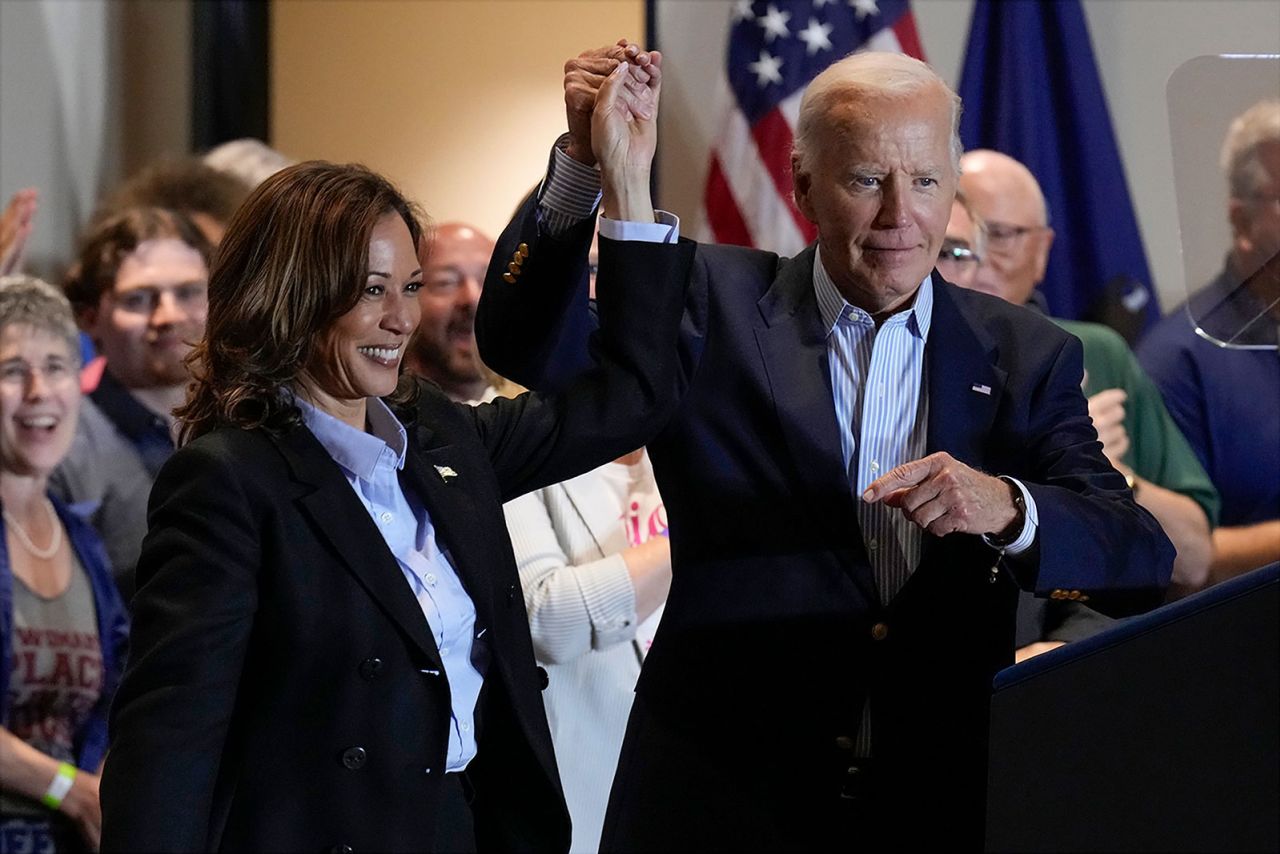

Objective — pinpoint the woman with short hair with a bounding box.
[0,275,129,853]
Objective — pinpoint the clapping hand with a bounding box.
[1086,387,1129,470]
[0,188,38,276]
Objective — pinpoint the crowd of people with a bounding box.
[0,36,1275,854]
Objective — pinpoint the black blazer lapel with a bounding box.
[925,278,1006,467]
[921,278,1008,569]
[753,246,875,601]
[397,432,498,627]
[272,427,445,671]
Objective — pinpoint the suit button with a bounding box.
[328,846,353,854]
[834,736,854,750]
[502,272,516,284]
[871,622,889,641]
[341,747,367,770]
[517,242,529,257]
[536,666,550,691]
[358,657,383,680]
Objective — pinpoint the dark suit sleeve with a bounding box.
[100,441,260,852]
[469,234,693,503]
[1018,333,1175,615]
[475,191,599,393]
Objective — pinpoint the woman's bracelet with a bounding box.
[40,762,78,810]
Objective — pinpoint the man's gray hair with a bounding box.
[792,51,963,173]
[0,274,82,364]
[1220,99,1280,200]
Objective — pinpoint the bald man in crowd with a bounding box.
[405,222,499,403]
[957,150,1218,610]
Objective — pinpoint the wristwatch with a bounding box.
[986,476,1026,548]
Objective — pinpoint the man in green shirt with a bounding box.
[938,153,1219,658]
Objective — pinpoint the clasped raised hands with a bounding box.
[564,39,662,221]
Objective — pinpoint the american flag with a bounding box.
[700,0,926,254]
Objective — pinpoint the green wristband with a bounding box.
[40,762,77,810]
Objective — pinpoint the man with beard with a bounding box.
[405,222,497,403]
[51,209,211,603]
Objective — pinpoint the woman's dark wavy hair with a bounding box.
[176,161,424,445]
[64,207,212,317]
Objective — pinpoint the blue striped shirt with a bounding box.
[814,249,933,607]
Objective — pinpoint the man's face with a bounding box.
[793,87,957,314]
[408,224,494,395]
[938,200,988,293]
[1230,140,1280,281]
[85,238,209,389]
[957,156,1054,306]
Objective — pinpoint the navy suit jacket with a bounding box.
[476,199,1173,851]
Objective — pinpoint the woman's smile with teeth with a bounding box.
[357,344,401,365]
[17,414,58,430]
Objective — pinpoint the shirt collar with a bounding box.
[296,396,407,481]
[90,368,172,444]
[812,246,934,341]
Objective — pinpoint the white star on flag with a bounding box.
[757,3,792,43]
[797,17,835,55]
[731,0,755,23]
[851,0,880,20]
[748,50,784,87]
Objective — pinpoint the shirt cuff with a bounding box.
[598,211,681,244]
[538,134,603,235]
[983,477,1039,555]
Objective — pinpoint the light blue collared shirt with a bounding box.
[812,250,1038,590]
[297,397,485,772]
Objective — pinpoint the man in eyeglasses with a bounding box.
[405,222,497,404]
[955,151,1218,626]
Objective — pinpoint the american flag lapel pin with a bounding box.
[971,383,992,396]
[433,465,459,483]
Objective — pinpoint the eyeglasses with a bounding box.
[983,220,1047,251]
[0,358,77,390]
[938,242,982,267]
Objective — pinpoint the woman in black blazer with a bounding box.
[99,64,684,852]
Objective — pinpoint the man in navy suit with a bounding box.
[478,47,1173,851]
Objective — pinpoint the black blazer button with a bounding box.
[536,666,550,691]
[358,657,384,680]
[341,747,367,770]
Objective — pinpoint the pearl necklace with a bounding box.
[3,499,63,560]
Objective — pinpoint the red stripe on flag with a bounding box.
[749,109,818,245]
[892,14,927,61]
[704,156,753,247]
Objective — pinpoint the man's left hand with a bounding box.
[862,451,1019,537]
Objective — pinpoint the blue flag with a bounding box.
[957,0,1159,332]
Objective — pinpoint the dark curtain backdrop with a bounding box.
[192,0,270,150]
